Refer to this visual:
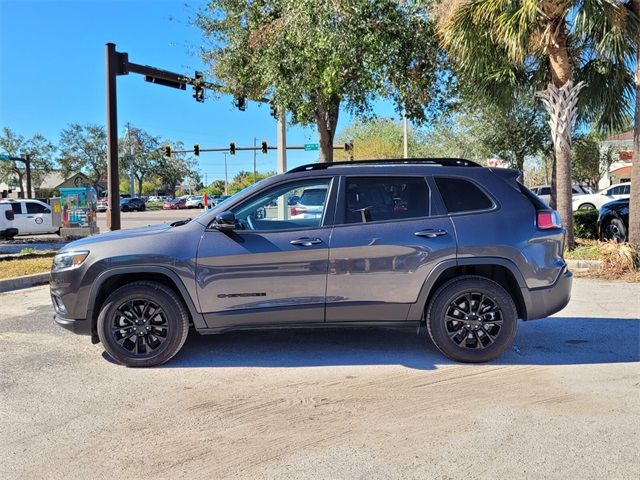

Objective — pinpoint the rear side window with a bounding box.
[435,177,493,214]
[26,202,48,214]
[538,187,551,195]
[344,177,429,224]
[9,203,22,214]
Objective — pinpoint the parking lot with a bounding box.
[1,277,638,479]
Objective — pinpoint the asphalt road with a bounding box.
[95,208,203,232]
[1,278,639,479]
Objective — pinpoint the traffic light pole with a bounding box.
[106,43,121,231]
[277,108,287,174]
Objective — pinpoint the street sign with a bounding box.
[0,154,11,161]
[304,144,319,151]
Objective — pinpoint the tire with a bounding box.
[198,203,203,209]
[97,281,190,367]
[601,218,627,243]
[140,205,146,212]
[121,206,129,212]
[426,276,518,363]
[578,203,596,210]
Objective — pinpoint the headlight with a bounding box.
[52,251,89,272]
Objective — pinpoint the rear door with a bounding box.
[326,175,456,322]
[8,202,28,234]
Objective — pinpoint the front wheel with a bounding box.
[97,281,190,367]
[578,203,596,210]
[139,205,146,212]
[426,276,518,363]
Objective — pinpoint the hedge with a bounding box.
[574,209,599,239]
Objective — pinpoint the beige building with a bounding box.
[600,131,634,189]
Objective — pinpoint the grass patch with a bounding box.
[565,239,600,260]
[0,257,52,279]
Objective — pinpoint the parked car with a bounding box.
[120,197,146,212]
[0,199,57,236]
[185,195,205,209]
[163,198,187,210]
[598,198,631,243]
[0,203,18,239]
[213,195,231,206]
[50,158,572,367]
[96,198,108,212]
[530,184,592,206]
[290,187,327,219]
[572,182,631,211]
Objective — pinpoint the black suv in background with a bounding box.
[120,197,146,212]
[50,159,572,367]
[598,198,631,243]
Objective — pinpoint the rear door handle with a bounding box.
[290,237,323,246]
[27,216,34,218]
[415,229,448,238]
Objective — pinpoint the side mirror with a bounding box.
[213,211,236,231]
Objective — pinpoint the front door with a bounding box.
[326,175,457,322]
[24,201,53,234]
[196,177,336,329]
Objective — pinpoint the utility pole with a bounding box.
[253,137,257,183]
[277,108,287,174]
[223,153,228,195]
[105,43,121,230]
[403,112,409,159]
[126,124,135,197]
[24,154,32,199]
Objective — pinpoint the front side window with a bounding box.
[538,187,551,195]
[435,177,494,214]
[233,178,332,231]
[26,202,49,214]
[344,177,429,224]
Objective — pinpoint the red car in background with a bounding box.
[163,198,187,210]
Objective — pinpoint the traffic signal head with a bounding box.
[164,145,171,157]
[269,103,278,118]
[193,71,205,103]
[344,141,353,152]
[261,141,268,154]
[233,97,246,111]
[230,142,236,155]
[194,144,200,156]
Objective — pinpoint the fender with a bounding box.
[407,257,527,320]
[87,266,207,330]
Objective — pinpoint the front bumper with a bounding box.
[54,314,92,336]
[521,267,573,320]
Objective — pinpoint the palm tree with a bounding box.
[630,0,640,250]
[439,0,637,249]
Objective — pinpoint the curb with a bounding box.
[566,259,602,271]
[0,272,50,293]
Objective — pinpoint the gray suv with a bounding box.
[50,159,572,367]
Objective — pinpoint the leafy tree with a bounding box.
[154,141,200,197]
[119,124,163,196]
[58,123,107,191]
[571,135,616,192]
[196,0,446,162]
[335,118,423,160]
[203,179,227,196]
[228,170,275,194]
[439,0,638,249]
[0,128,55,197]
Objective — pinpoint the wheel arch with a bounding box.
[87,267,206,343]
[410,258,527,321]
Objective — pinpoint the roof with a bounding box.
[287,158,481,173]
[610,165,633,176]
[605,130,634,142]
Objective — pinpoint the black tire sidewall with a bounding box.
[97,283,188,367]
[427,277,518,363]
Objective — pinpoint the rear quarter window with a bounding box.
[435,177,494,214]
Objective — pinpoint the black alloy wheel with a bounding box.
[97,282,190,367]
[602,219,627,243]
[426,276,518,363]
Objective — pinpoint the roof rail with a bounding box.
[287,158,481,173]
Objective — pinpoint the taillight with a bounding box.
[5,210,14,221]
[290,206,307,216]
[537,210,562,230]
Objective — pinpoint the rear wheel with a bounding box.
[578,203,596,210]
[601,218,627,243]
[140,204,146,212]
[97,281,189,367]
[426,276,518,363]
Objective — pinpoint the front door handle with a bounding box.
[290,237,323,246]
[415,229,448,238]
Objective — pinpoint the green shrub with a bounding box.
[574,210,598,239]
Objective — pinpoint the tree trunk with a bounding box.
[137,175,144,197]
[314,94,340,163]
[629,0,640,250]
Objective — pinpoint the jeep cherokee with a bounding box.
[50,159,572,366]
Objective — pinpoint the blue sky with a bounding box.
[0,0,398,182]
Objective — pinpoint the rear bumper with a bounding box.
[521,267,573,320]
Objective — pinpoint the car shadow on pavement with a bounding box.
[154,316,639,369]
